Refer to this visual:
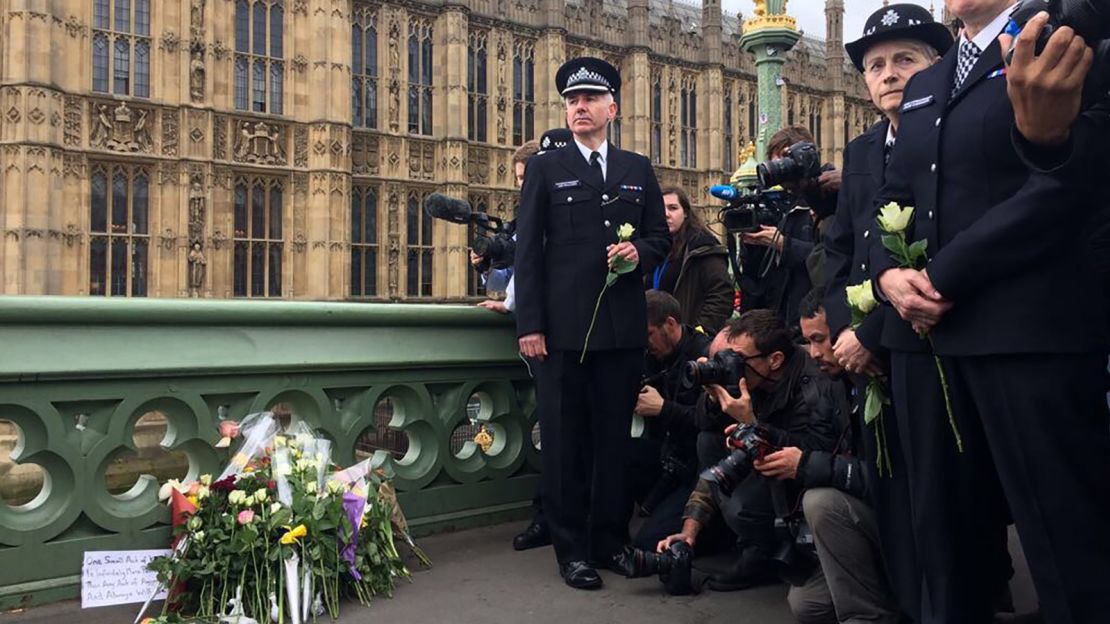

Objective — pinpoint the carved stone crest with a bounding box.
[231,120,286,164]
[90,102,153,152]
[162,111,179,156]
[468,147,489,185]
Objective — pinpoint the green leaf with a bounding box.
[610,256,638,276]
[880,234,909,265]
[605,271,619,287]
[864,385,884,425]
[907,239,928,267]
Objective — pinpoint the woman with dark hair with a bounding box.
[647,187,734,333]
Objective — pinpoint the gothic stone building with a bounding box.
[0,0,882,301]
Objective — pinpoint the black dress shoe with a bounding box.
[512,522,551,551]
[559,560,602,590]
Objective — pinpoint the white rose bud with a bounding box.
[270,502,283,514]
[617,223,635,241]
[305,481,318,494]
[273,436,287,448]
[326,480,344,495]
[254,489,268,504]
[877,202,914,234]
[846,281,878,314]
[199,474,212,486]
[196,485,211,501]
[193,530,205,543]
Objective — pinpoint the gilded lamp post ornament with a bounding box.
[739,0,800,159]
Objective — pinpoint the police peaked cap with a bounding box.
[845,3,954,72]
[556,57,621,96]
[538,128,574,154]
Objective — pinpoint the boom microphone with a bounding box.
[709,185,741,201]
[423,193,475,225]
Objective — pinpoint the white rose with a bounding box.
[845,281,878,314]
[270,502,283,514]
[254,489,269,504]
[877,202,914,234]
[305,481,318,494]
[325,480,344,495]
[196,485,211,501]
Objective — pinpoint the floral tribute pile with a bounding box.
[139,413,429,624]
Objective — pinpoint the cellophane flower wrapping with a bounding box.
[145,412,420,624]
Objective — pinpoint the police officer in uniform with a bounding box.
[868,1,1110,621]
[824,6,954,620]
[514,57,671,590]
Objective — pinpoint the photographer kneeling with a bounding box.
[771,289,900,623]
[635,310,843,594]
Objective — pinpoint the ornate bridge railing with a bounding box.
[0,297,537,609]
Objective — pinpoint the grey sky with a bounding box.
[719,1,938,42]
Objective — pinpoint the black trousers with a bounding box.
[535,348,642,564]
[856,377,921,622]
[890,351,1012,624]
[945,353,1110,624]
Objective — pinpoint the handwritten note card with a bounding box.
[81,549,171,608]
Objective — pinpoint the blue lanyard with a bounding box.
[652,259,670,290]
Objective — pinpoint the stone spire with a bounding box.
[825,0,844,92]
[702,0,723,65]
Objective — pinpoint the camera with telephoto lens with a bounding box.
[639,449,695,517]
[615,542,696,595]
[770,516,818,587]
[470,228,516,272]
[682,348,746,392]
[756,141,823,189]
[699,423,778,496]
[1008,0,1110,58]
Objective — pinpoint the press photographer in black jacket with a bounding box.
[629,290,712,552]
[656,310,844,591]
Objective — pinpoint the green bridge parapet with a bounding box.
[0,296,538,609]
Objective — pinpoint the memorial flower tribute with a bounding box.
[142,413,428,623]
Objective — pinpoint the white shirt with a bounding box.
[574,139,608,182]
[504,275,516,312]
[963,3,1018,51]
[885,122,896,149]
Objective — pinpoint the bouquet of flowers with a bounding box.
[142,414,423,624]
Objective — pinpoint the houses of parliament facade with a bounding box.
[0,0,951,301]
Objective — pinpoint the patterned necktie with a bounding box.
[952,39,981,95]
[589,150,605,185]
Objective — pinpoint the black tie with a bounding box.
[589,150,604,186]
[884,140,894,167]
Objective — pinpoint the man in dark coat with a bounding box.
[514,57,671,590]
[868,2,1110,621]
[823,6,956,620]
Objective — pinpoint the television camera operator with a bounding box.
[714,127,840,330]
[628,290,713,552]
[618,310,844,595]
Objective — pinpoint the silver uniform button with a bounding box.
[930,163,937,173]
[602,194,609,201]
[860,263,867,271]
[928,210,934,219]
[863,230,870,239]
[567,196,572,202]
[935,118,941,127]
[604,220,611,227]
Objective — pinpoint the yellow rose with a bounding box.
[617,223,635,241]
[877,202,914,234]
[845,281,878,314]
[279,524,308,545]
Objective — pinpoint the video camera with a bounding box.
[423,193,515,271]
[709,184,792,235]
[1008,0,1110,55]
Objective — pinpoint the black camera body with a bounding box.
[771,516,818,587]
[757,141,823,189]
[683,349,746,391]
[1010,0,1110,55]
[699,423,779,496]
[719,187,791,234]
